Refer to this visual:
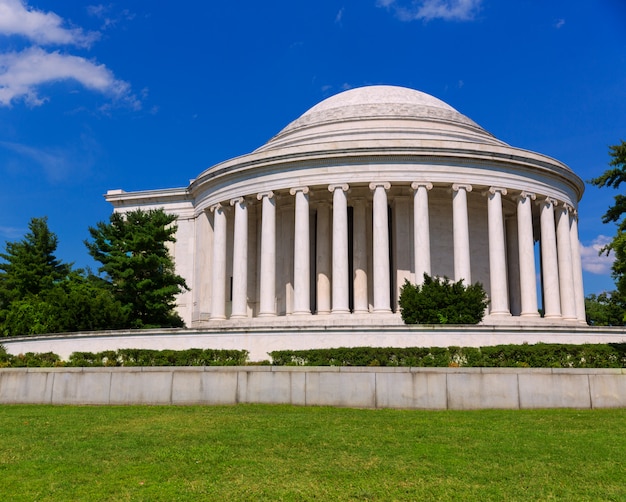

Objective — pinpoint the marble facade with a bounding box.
[106,86,586,327]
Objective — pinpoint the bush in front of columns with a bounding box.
[399,274,489,324]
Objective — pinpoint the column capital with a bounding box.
[536,196,557,209]
[256,191,274,201]
[517,191,536,202]
[555,202,574,214]
[209,202,224,213]
[452,183,473,192]
[328,183,349,193]
[289,186,310,196]
[487,186,507,196]
[369,181,391,191]
[230,196,246,207]
[411,181,433,191]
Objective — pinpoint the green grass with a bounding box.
[1,405,625,501]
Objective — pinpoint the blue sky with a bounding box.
[0,0,625,295]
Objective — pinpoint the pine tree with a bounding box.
[0,217,70,309]
[85,209,189,328]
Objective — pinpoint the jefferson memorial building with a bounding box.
[106,85,586,327]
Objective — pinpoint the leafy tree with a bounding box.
[85,209,189,329]
[584,292,625,326]
[399,274,489,324]
[590,140,626,301]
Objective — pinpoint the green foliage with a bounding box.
[589,140,626,308]
[585,291,625,326]
[0,217,70,326]
[270,344,626,368]
[3,273,129,337]
[399,274,489,324]
[0,348,249,367]
[86,209,189,329]
[0,218,127,337]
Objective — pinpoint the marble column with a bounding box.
[290,186,311,315]
[352,197,369,313]
[257,191,276,317]
[452,184,472,284]
[316,202,331,314]
[506,216,522,316]
[487,187,510,316]
[229,197,248,319]
[411,182,432,285]
[569,210,587,324]
[516,192,539,317]
[210,203,227,320]
[538,197,561,318]
[329,184,350,314]
[555,204,577,321]
[370,182,392,313]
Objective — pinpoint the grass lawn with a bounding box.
[1,405,625,501]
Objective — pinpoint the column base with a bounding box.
[332,309,351,315]
[291,310,312,316]
[489,311,511,317]
[520,311,541,317]
[210,315,227,321]
[229,314,248,320]
[372,308,392,314]
[257,312,276,317]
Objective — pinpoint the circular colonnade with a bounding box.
[106,85,585,326]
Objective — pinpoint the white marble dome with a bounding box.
[107,85,587,328]
[258,85,505,153]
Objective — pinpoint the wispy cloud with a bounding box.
[580,235,615,275]
[0,47,139,108]
[0,225,26,240]
[0,0,139,109]
[0,135,100,182]
[377,0,483,22]
[86,4,136,31]
[555,19,565,29]
[0,0,98,46]
[335,7,345,24]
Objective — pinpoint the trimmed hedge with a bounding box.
[269,344,626,368]
[0,346,248,368]
[2,344,626,368]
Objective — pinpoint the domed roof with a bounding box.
[302,85,457,116]
[257,85,505,152]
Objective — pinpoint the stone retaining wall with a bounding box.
[1,366,625,409]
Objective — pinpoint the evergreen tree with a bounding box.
[590,140,626,317]
[0,218,128,336]
[0,217,70,302]
[85,209,189,328]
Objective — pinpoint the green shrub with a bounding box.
[269,344,626,368]
[399,275,489,324]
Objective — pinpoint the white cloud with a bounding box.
[0,133,100,182]
[555,19,565,29]
[0,1,139,110]
[335,7,344,24]
[377,0,482,22]
[0,225,26,240]
[0,47,139,109]
[0,0,98,46]
[86,4,135,30]
[580,235,615,275]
